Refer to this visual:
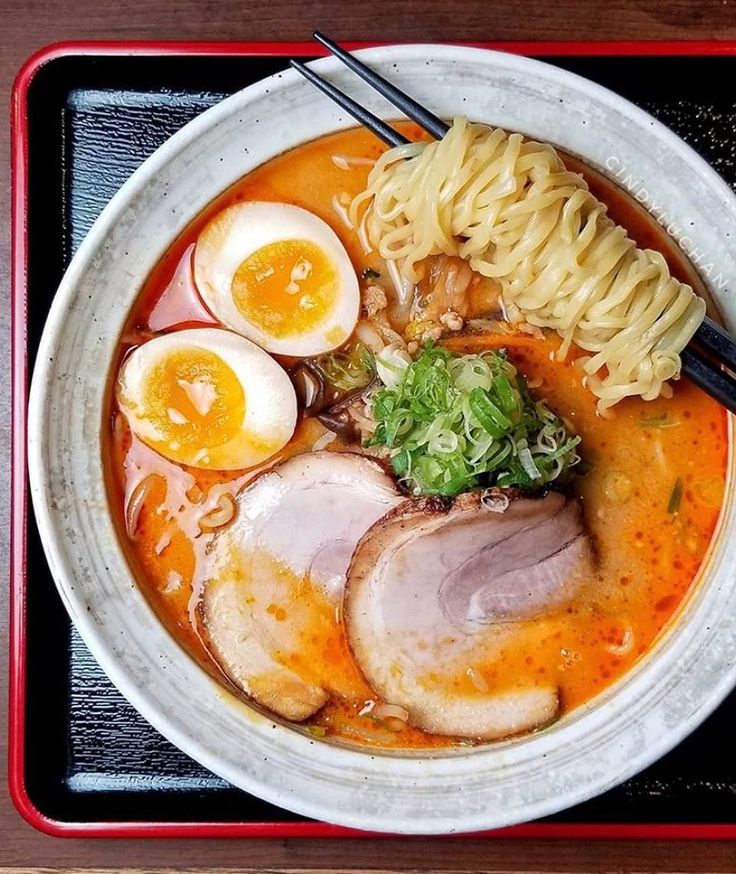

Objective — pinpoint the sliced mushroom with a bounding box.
[345,490,593,739]
[200,451,403,721]
[291,360,325,414]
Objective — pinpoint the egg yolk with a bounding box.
[231,239,338,338]
[139,348,245,464]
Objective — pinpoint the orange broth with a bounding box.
[106,124,729,749]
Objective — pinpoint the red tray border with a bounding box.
[10,38,736,840]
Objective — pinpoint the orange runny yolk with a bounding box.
[139,348,245,463]
[231,239,338,338]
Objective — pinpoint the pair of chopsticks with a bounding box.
[291,33,736,415]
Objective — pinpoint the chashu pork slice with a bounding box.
[203,576,328,721]
[345,490,593,740]
[201,451,402,721]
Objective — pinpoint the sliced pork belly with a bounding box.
[345,490,592,739]
[203,575,328,721]
[200,451,402,721]
[439,491,590,627]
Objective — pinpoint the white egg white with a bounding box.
[117,327,297,470]
[193,202,360,356]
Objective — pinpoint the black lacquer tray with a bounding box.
[10,43,736,838]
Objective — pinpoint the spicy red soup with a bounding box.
[106,125,728,749]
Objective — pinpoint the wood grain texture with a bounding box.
[3,0,736,871]
[5,865,729,874]
[1,866,735,874]
[0,843,735,873]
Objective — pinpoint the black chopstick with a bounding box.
[693,316,736,375]
[313,31,450,140]
[681,347,736,414]
[296,35,736,416]
[290,60,408,148]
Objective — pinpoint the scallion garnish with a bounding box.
[316,342,376,393]
[367,343,581,497]
[667,477,684,515]
[640,413,680,429]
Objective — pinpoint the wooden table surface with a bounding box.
[3,1,736,871]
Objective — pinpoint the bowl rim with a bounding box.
[26,42,736,834]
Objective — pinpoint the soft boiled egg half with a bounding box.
[193,202,360,356]
[116,328,297,470]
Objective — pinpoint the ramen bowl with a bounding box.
[27,44,736,834]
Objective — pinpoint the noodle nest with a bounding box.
[350,117,705,412]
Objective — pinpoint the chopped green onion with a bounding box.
[492,373,517,417]
[375,344,412,389]
[361,267,381,280]
[360,344,375,372]
[391,448,411,476]
[316,342,375,393]
[667,477,684,515]
[518,445,542,480]
[640,413,680,429]
[469,387,512,432]
[367,342,581,497]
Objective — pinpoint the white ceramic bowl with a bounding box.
[28,45,736,834]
